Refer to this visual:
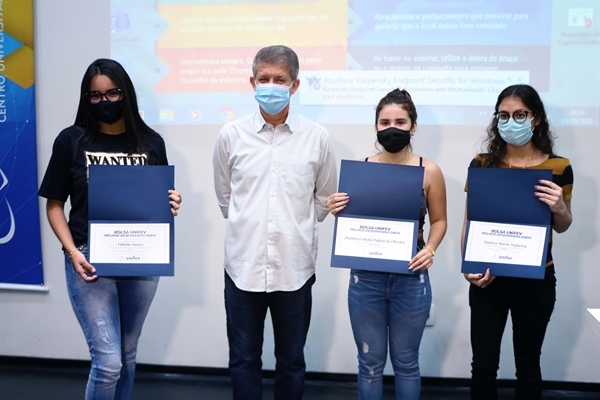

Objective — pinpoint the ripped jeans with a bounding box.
[348,269,432,400]
[65,246,159,400]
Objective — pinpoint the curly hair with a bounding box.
[482,84,554,167]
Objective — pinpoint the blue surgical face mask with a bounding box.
[498,118,534,146]
[254,83,293,115]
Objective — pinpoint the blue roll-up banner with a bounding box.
[0,0,45,289]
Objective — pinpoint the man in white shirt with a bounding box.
[213,45,337,400]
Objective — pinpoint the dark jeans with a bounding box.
[224,271,314,400]
[469,267,556,400]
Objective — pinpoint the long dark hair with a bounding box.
[482,84,553,167]
[374,89,417,152]
[74,58,159,152]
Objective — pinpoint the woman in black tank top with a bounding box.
[326,89,447,400]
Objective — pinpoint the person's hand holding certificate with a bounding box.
[330,160,424,274]
[462,167,552,279]
[88,165,176,276]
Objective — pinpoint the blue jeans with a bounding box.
[224,271,314,400]
[65,246,159,400]
[348,269,432,400]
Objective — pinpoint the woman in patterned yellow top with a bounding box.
[461,84,573,400]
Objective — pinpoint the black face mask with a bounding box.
[90,100,124,125]
[377,127,411,153]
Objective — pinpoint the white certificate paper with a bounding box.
[464,221,547,266]
[334,217,414,261]
[89,223,170,264]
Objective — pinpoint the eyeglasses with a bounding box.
[86,88,123,104]
[494,110,533,125]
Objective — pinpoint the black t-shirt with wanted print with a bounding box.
[39,125,168,248]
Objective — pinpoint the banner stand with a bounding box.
[0,283,49,292]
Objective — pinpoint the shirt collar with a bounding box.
[254,110,295,134]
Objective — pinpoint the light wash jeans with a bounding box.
[65,246,159,400]
[348,269,432,400]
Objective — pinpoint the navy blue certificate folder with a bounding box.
[462,167,552,279]
[88,165,175,276]
[331,160,424,274]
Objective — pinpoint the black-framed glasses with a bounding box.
[86,88,123,104]
[494,110,533,125]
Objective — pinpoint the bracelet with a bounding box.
[423,245,435,257]
[69,248,79,259]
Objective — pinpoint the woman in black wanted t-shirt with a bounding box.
[39,58,181,400]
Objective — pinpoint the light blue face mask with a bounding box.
[254,83,293,115]
[498,118,534,146]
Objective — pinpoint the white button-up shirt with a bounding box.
[213,111,338,292]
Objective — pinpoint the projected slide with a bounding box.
[110,1,599,126]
